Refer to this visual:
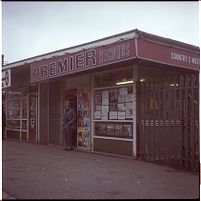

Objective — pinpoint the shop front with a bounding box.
[2,29,200,169]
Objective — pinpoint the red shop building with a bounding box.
[2,29,200,170]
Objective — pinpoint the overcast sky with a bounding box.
[2,1,200,64]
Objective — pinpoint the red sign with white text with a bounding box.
[137,38,200,71]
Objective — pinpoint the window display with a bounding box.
[94,68,133,88]
[6,93,28,132]
[94,122,133,138]
[7,99,20,119]
[93,67,134,139]
[77,87,91,148]
[93,86,133,120]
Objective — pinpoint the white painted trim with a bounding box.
[132,64,138,158]
[93,135,133,142]
[93,120,133,123]
[38,84,40,144]
[27,94,29,141]
[90,73,94,151]
[20,93,22,141]
[47,83,50,144]
[135,37,138,58]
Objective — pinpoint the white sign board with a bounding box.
[2,69,11,88]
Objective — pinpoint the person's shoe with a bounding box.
[67,147,73,151]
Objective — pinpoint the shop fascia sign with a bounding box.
[136,38,200,71]
[2,69,11,89]
[30,38,136,83]
[170,51,200,65]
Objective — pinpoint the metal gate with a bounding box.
[137,73,199,170]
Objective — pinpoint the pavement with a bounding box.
[2,139,200,199]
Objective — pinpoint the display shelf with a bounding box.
[93,135,133,141]
[93,119,133,123]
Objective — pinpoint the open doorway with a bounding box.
[64,89,77,148]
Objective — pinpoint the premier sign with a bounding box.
[31,39,136,83]
[32,50,96,81]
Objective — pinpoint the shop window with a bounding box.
[94,68,133,88]
[93,67,133,139]
[6,91,28,139]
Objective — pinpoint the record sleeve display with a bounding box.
[107,123,115,136]
[94,122,133,138]
[114,123,123,137]
[123,124,133,138]
[77,87,90,148]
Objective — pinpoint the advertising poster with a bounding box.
[77,87,90,148]
[123,124,133,138]
[126,103,133,119]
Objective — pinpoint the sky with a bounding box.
[1,1,200,64]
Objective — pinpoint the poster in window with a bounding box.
[101,105,109,120]
[78,127,84,146]
[123,124,133,138]
[83,109,89,118]
[109,102,117,111]
[95,93,102,105]
[83,138,90,147]
[95,105,102,111]
[102,97,109,105]
[77,87,90,148]
[118,94,126,103]
[126,103,133,119]
[118,111,126,120]
[115,123,123,137]
[77,110,84,127]
[109,111,118,120]
[84,118,90,127]
[126,94,133,102]
[100,123,107,135]
[102,90,109,98]
[94,111,101,119]
[118,103,126,111]
[107,123,115,136]
[95,123,101,135]
[84,127,90,138]
[119,87,128,95]
[109,89,118,101]
[84,100,89,109]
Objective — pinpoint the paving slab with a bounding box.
[2,140,199,199]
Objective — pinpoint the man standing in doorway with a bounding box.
[63,99,76,151]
